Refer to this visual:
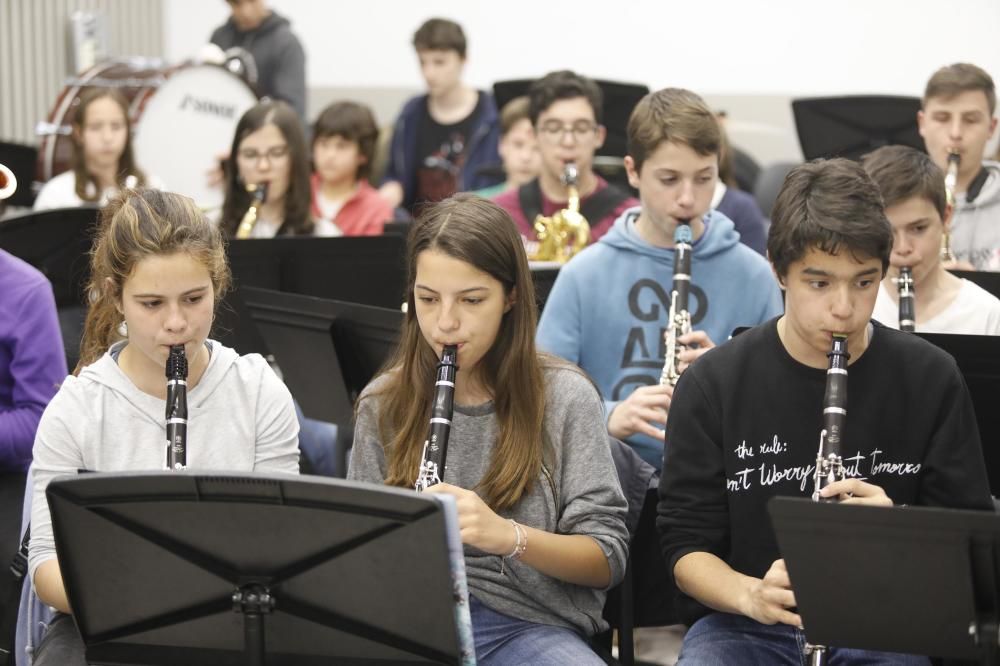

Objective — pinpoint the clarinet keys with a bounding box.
[165,344,189,470]
[812,335,849,502]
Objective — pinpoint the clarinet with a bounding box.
[661,219,693,386]
[897,266,915,332]
[165,345,188,470]
[811,335,849,502]
[415,345,459,491]
[803,335,850,666]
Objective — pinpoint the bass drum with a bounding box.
[38,57,258,209]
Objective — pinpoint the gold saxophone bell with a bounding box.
[531,164,591,263]
[235,182,268,239]
[0,163,17,201]
[940,151,959,262]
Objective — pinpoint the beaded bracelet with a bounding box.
[500,519,527,575]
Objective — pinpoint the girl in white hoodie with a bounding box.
[28,188,299,665]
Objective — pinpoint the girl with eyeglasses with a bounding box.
[220,100,313,237]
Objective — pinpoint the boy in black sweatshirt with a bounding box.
[657,158,993,664]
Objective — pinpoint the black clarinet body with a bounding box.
[660,219,693,386]
[165,345,188,470]
[812,335,849,502]
[415,345,458,491]
[897,267,915,332]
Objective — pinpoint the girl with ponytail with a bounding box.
[28,189,299,665]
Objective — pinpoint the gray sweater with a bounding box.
[29,341,300,581]
[349,364,628,636]
[210,11,307,119]
[952,160,1000,271]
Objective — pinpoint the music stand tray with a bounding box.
[48,471,475,666]
[769,497,1000,662]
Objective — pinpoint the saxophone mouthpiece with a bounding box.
[247,181,269,203]
[562,163,579,186]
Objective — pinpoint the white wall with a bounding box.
[162,0,1000,164]
[164,0,1000,95]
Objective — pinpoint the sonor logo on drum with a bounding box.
[179,95,237,118]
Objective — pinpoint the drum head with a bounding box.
[133,65,257,210]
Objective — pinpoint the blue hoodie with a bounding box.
[537,207,784,467]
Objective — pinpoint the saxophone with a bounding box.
[531,164,591,263]
[235,182,268,239]
[940,151,960,262]
[660,219,693,386]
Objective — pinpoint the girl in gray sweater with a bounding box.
[29,189,299,666]
[348,194,628,665]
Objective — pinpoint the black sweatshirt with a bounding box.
[657,318,994,624]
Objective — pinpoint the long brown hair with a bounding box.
[71,88,146,202]
[220,100,313,237]
[367,194,547,511]
[76,188,232,373]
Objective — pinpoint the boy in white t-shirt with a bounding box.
[863,145,1000,334]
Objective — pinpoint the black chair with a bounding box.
[753,161,799,219]
[594,439,678,665]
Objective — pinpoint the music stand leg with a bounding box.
[805,642,826,666]
[233,583,275,666]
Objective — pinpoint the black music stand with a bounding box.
[240,287,402,428]
[227,235,407,307]
[48,471,474,666]
[529,264,561,315]
[951,270,1000,300]
[916,332,1000,496]
[0,206,101,369]
[0,206,99,308]
[769,497,1000,663]
[218,235,407,355]
[792,96,924,161]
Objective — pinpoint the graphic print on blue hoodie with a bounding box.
[537,207,784,467]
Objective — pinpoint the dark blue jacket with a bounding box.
[381,92,501,209]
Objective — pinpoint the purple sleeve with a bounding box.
[0,280,67,469]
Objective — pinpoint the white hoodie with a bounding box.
[28,340,300,580]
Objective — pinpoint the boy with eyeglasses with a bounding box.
[918,63,1000,271]
[493,70,637,244]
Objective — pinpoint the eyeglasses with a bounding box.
[237,145,290,164]
[537,120,598,143]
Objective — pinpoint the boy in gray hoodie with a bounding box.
[210,0,307,120]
